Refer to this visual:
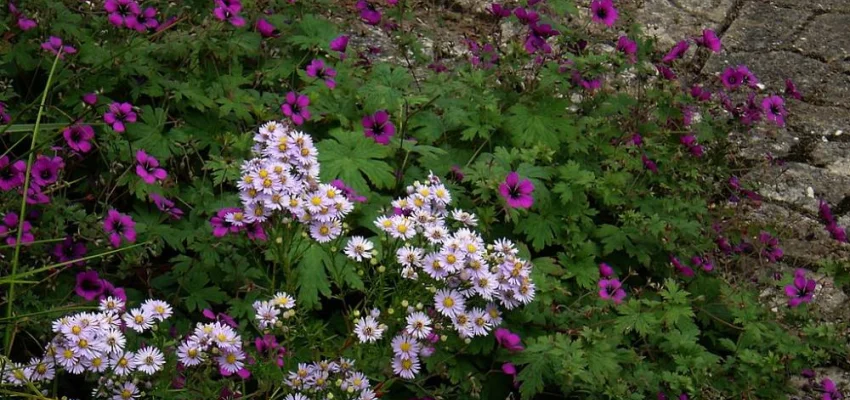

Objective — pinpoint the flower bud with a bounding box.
[327,394,334,399]
[357,270,364,276]
[369,258,378,265]
[275,320,284,327]
[401,300,409,307]
[353,310,361,317]
[464,338,471,344]
[301,232,308,238]
[387,308,395,315]
[416,302,423,310]
[275,237,283,244]
[335,379,343,386]
[440,335,448,342]
[347,386,355,393]
[331,246,337,252]
[378,265,386,273]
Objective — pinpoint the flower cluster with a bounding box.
[175,319,247,376]
[217,121,353,243]
[0,211,34,246]
[103,102,137,133]
[41,36,77,59]
[818,200,848,243]
[253,291,297,329]
[367,174,535,379]
[284,358,377,400]
[1,297,170,400]
[104,0,160,32]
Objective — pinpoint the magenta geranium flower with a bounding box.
[680,134,703,157]
[671,255,694,277]
[489,3,512,18]
[256,18,279,38]
[63,125,95,153]
[280,92,310,125]
[662,40,690,63]
[0,102,10,124]
[499,172,534,209]
[31,155,64,187]
[617,36,637,63]
[0,156,27,191]
[150,193,184,220]
[41,36,77,59]
[642,154,659,173]
[590,0,618,27]
[75,270,105,301]
[52,236,87,266]
[513,8,539,25]
[785,269,815,307]
[103,209,136,248]
[104,102,137,133]
[330,35,349,53]
[822,378,842,400]
[696,29,721,52]
[82,92,98,106]
[656,64,677,80]
[135,150,167,184]
[25,185,50,205]
[690,85,711,101]
[598,278,626,304]
[0,212,34,246]
[213,3,246,27]
[721,65,758,90]
[494,328,524,352]
[758,231,783,262]
[761,95,787,127]
[599,263,614,278]
[305,59,337,89]
[105,0,141,29]
[137,7,159,31]
[101,280,127,302]
[356,0,382,25]
[785,78,803,100]
[362,110,396,144]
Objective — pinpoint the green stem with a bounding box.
[3,51,63,355]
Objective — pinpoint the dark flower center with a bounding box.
[81,278,102,292]
[40,169,52,179]
[118,5,131,16]
[596,8,607,18]
[113,221,124,234]
[508,184,522,198]
[0,169,13,180]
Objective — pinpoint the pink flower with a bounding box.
[103,102,137,133]
[362,110,396,144]
[280,92,310,125]
[41,36,77,59]
[494,328,524,352]
[255,18,279,38]
[498,172,534,209]
[135,150,167,184]
[590,0,618,27]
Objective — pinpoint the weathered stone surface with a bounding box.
[702,51,850,107]
[786,101,850,138]
[729,127,795,161]
[722,3,808,52]
[811,141,850,175]
[759,0,850,12]
[794,13,850,72]
[746,162,850,213]
[635,0,726,47]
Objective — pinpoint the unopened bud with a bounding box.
[353,310,361,317]
[275,237,283,244]
[378,265,386,273]
[401,300,409,307]
[387,308,395,315]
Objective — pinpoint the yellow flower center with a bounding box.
[226,354,236,364]
[63,349,73,359]
[243,175,254,184]
[457,315,468,324]
[413,198,424,207]
[446,254,456,264]
[319,226,330,235]
[326,189,336,198]
[397,224,408,234]
[119,357,128,367]
[382,219,392,228]
[92,357,102,367]
[400,342,412,352]
[435,189,446,198]
[135,315,144,324]
[36,364,47,374]
[78,339,88,348]
[71,326,81,335]
[301,148,310,156]
[443,297,454,307]
[467,244,477,253]
[263,178,273,188]
[311,196,322,206]
[402,359,413,369]
[121,389,132,399]
[155,305,165,313]
[188,349,198,358]
[258,169,269,178]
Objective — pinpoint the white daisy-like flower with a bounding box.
[99,296,125,313]
[391,334,421,360]
[434,289,465,317]
[391,355,420,379]
[133,346,165,375]
[103,327,126,354]
[271,292,296,309]
[2,362,27,386]
[83,355,108,373]
[123,308,153,333]
[469,308,492,337]
[450,209,478,226]
[353,316,384,343]
[112,381,139,400]
[389,216,415,240]
[177,341,205,367]
[405,311,432,340]
[26,358,55,382]
[217,349,245,374]
[284,394,309,400]
[396,246,424,267]
[344,236,374,262]
[109,351,136,376]
[253,300,280,329]
[374,215,394,233]
[141,299,173,321]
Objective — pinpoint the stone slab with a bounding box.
[793,13,850,73]
[722,3,809,52]
[746,162,850,213]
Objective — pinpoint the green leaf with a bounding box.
[296,245,332,310]
[317,129,395,194]
[516,213,560,251]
